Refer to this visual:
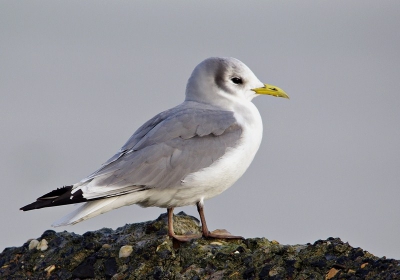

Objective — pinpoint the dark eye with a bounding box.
[231,77,243,84]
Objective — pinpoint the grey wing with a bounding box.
[87,107,179,170]
[74,107,242,199]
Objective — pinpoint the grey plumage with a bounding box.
[74,103,242,200]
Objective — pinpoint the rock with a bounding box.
[326,267,339,279]
[104,257,118,277]
[36,239,48,251]
[44,264,56,276]
[72,263,95,279]
[28,239,39,250]
[119,245,133,258]
[0,212,399,279]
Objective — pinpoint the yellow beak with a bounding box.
[252,84,289,99]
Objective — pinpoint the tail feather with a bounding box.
[21,185,149,226]
[20,186,87,211]
[51,191,148,226]
[51,197,119,227]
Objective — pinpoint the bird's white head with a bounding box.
[185,57,288,108]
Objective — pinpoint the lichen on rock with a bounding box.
[1,212,399,279]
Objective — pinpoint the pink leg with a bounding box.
[196,202,244,240]
[167,207,201,242]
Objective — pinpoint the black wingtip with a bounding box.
[20,185,87,211]
[20,202,45,211]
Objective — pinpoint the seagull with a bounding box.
[20,57,289,241]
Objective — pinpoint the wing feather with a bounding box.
[74,103,242,200]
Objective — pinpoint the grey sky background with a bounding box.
[1,1,400,259]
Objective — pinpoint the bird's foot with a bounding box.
[169,233,202,242]
[169,233,202,249]
[203,229,244,240]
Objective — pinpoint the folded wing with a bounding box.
[21,104,243,210]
